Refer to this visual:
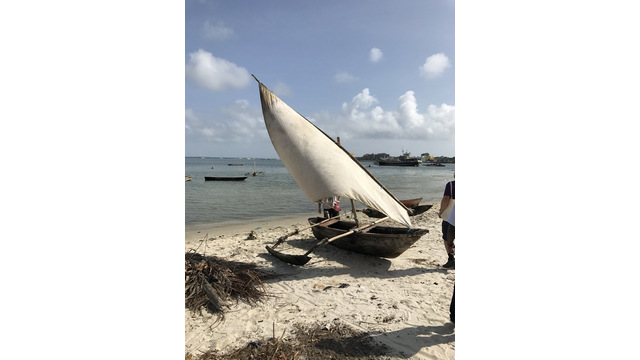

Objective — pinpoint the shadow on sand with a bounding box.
[258,236,449,282]
[370,323,455,358]
[255,233,455,359]
[308,323,455,359]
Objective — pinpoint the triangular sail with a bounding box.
[255,78,412,228]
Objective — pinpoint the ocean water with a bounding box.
[185,157,455,225]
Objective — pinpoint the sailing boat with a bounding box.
[254,76,428,265]
[246,161,264,176]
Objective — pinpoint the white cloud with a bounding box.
[397,91,425,128]
[341,88,378,112]
[425,103,456,137]
[185,49,251,91]
[419,53,451,78]
[369,47,383,63]
[314,89,454,141]
[201,21,234,40]
[185,108,197,131]
[185,101,267,144]
[221,100,264,139]
[334,71,359,83]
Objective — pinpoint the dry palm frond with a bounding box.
[187,320,392,360]
[185,252,275,317]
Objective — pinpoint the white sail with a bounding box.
[256,79,412,228]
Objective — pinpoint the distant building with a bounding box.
[357,152,454,163]
[420,153,435,162]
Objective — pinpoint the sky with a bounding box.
[185,0,455,158]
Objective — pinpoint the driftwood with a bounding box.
[185,252,275,317]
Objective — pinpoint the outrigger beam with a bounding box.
[269,216,340,250]
[265,217,389,266]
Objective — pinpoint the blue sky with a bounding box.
[185,0,455,158]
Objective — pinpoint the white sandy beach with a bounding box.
[185,201,455,359]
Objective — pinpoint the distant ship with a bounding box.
[375,151,422,167]
[423,162,445,167]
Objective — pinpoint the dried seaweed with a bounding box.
[185,252,275,317]
[186,320,392,360]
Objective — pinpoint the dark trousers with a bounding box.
[324,208,339,218]
[450,286,455,323]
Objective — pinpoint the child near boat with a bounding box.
[318,196,341,218]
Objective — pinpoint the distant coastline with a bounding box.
[356,152,455,164]
[186,154,455,163]
[185,156,281,161]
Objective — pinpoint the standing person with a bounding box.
[438,176,455,268]
[446,203,455,322]
[318,196,341,218]
[446,203,455,254]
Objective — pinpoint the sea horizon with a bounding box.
[185,157,454,227]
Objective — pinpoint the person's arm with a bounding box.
[439,196,450,218]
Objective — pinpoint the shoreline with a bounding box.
[185,201,455,359]
[185,212,320,239]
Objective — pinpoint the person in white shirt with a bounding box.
[439,179,455,268]
[446,203,455,323]
[318,196,341,218]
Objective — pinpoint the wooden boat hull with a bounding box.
[204,176,247,181]
[400,198,422,208]
[307,217,428,258]
[363,204,433,218]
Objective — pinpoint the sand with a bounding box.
[185,202,455,359]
